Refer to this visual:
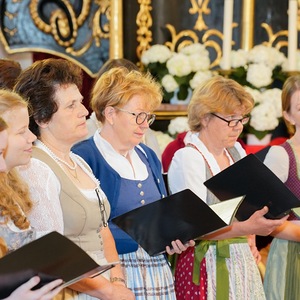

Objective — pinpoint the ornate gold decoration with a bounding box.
[261,23,288,50]
[189,0,211,31]
[3,28,17,37]
[67,2,110,56]
[202,29,223,68]
[136,0,153,60]
[4,11,17,20]
[163,24,229,69]
[30,0,81,47]
[29,0,110,56]
[164,24,199,52]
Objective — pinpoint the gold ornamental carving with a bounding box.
[189,0,211,31]
[164,24,224,68]
[136,0,153,60]
[29,0,110,57]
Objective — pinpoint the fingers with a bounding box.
[255,206,269,217]
[167,239,194,255]
[256,252,262,264]
[40,279,63,293]
[18,276,41,291]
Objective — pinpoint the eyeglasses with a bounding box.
[211,113,250,127]
[115,107,156,126]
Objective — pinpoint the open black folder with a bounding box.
[112,189,244,256]
[0,231,118,298]
[204,153,300,221]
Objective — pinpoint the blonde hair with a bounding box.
[0,89,32,230]
[188,75,254,132]
[0,89,29,116]
[91,67,162,123]
[0,117,7,132]
[0,237,8,257]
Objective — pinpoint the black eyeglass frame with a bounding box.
[115,107,156,126]
[211,113,250,127]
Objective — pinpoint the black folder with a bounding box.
[204,153,300,221]
[112,189,243,256]
[0,231,118,298]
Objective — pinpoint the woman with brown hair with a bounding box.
[14,58,134,300]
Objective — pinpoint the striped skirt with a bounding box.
[120,246,176,299]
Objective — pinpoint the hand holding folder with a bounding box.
[112,189,244,256]
[0,232,118,298]
[204,154,300,221]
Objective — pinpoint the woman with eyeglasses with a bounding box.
[168,76,287,300]
[14,59,134,300]
[72,67,194,299]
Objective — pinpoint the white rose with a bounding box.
[141,45,173,65]
[190,70,213,89]
[266,47,286,69]
[179,43,208,56]
[247,45,285,69]
[166,53,192,77]
[246,63,273,88]
[243,86,264,105]
[260,88,282,118]
[153,130,174,153]
[161,74,179,93]
[189,53,210,72]
[168,117,190,136]
[250,102,279,131]
[229,49,248,68]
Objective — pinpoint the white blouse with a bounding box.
[93,130,149,180]
[168,131,246,203]
[18,157,64,238]
[263,145,289,182]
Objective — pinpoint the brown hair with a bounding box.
[0,59,22,90]
[188,75,254,132]
[97,58,139,80]
[281,75,300,136]
[91,67,162,123]
[14,58,83,137]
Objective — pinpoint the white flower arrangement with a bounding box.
[153,117,190,153]
[226,44,287,89]
[223,44,287,140]
[243,86,282,139]
[153,130,175,154]
[168,116,190,137]
[141,43,213,103]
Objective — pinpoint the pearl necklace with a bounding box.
[38,141,78,176]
